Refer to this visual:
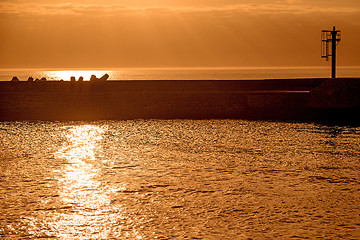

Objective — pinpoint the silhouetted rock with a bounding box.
[90,75,98,82]
[99,74,109,82]
[40,77,47,82]
[11,76,19,82]
[28,77,34,82]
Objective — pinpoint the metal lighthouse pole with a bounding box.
[321,26,341,78]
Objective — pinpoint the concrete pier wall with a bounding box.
[0,78,359,121]
[309,78,360,108]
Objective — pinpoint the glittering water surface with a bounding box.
[0,120,359,239]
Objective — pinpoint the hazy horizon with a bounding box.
[2,65,360,70]
[1,0,360,68]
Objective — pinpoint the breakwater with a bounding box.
[1,78,359,121]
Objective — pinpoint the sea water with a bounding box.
[1,67,360,81]
[1,120,359,239]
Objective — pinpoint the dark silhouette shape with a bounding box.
[99,74,109,82]
[35,78,40,82]
[90,74,109,82]
[330,27,340,78]
[40,77,47,82]
[71,76,76,82]
[1,78,360,122]
[321,26,341,78]
[11,76,19,82]
[78,76,84,82]
[90,75,98,82]
[28,77,34,82]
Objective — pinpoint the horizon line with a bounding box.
[1,66,360,71]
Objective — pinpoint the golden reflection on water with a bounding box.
[56,125,108,207]
[51,125,142,239]
[2,121,360,239]
[54,125,109,238]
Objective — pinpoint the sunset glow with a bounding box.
[48,70,110,81]
[1,0,360,68]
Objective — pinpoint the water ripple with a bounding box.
[1,120,360,239]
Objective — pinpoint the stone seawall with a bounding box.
[309,78,360,108]
[1,78,359,121]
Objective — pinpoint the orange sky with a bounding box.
[0,0,360,68]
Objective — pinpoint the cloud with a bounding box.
[0,3,129,16]
[218,3,360,15]
[0,2,359,17]
[1,1,360,68]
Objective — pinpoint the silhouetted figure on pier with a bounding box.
[11,76,19,82]
[28,77,34,82]
[40,77,47,82]
[71,76,76,82]
[78,76,84,82]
